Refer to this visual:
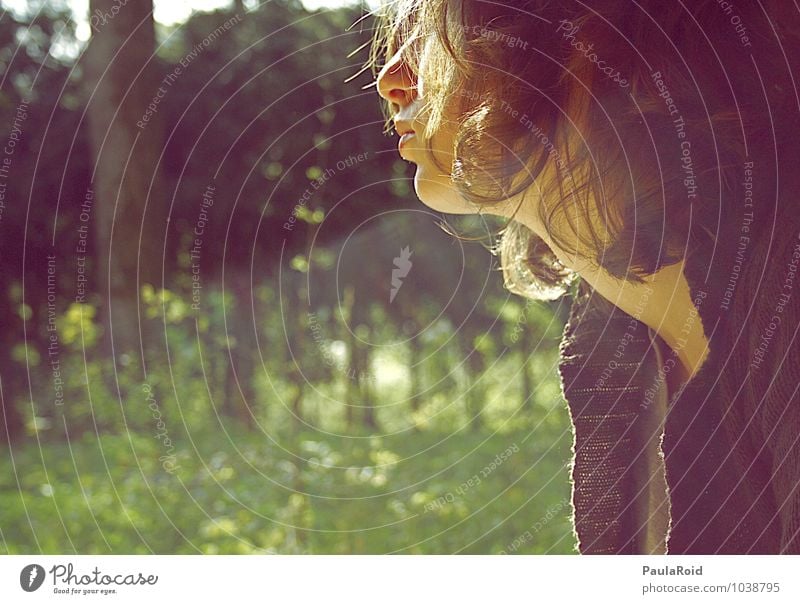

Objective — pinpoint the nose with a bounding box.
[376,49,417,114]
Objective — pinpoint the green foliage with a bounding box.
[0,428,575,554]
[3,270,575,553]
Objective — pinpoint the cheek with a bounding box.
[432,122,456,165]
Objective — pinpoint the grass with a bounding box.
[0,423,576,554]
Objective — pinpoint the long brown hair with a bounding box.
[368,0,799,299]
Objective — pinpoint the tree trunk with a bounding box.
[340,286,378,432]
[342,285,356,430]
[225,271,256,428]
[520,322,534,413]
[0,351,24,444]
[84,0,167,363]
[408,336,421,414]
[358,328,377,431]
[464,337,485,432]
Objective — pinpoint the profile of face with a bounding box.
[376,37,477,215]
[374,29,556,261]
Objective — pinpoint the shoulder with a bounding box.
[558,280,660,398]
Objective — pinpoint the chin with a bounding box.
[413,165,475,215]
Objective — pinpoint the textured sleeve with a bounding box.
[747,231,800,553]
[558,284,668,554]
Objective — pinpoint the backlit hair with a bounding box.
[369,0,798,299]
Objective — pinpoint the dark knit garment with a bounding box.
[557,131,800,554]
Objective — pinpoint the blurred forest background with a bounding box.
[0,0,575,553]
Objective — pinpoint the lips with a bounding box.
[394,119,417,157]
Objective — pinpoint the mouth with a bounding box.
[394,118,416,153]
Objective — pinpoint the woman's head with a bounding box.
[371,0,797,299]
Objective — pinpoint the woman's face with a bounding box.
[374,30,551,254]
[376,36,477,215]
